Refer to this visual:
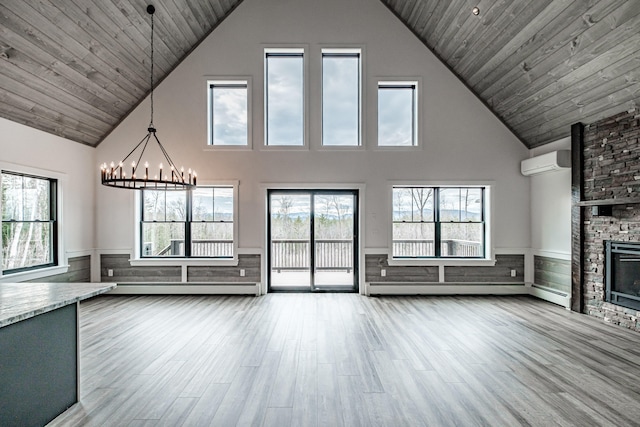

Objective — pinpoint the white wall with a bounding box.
[0,117,96,266]
[96,0,530,256]
[529,137,571,257]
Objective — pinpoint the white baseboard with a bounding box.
[367,283,529,296]
[107,283,259,296]
[366,282,570,309]
[529,284,570,308]
[102,281,569,308]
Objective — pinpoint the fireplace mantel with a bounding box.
[577,197,640,207]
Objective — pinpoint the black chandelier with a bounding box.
[100,5,195,190]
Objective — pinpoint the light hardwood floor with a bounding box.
[49,294,640,426]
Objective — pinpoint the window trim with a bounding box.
[263,46,309,150]
[205,77,252,150]
[320,47,363,149]
[388,181,494,266]
[0,166,67,279]
[375,78,422,150]
[133,180,239,265]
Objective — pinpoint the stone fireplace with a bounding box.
[572,109,640,332]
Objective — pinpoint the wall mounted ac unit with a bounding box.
[521,150,571,176]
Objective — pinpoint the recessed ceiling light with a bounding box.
[472,7,480,16]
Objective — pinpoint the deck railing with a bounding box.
[393,239,482,257]
[270,239,353,271]
[155,239,233,257]
[152,238,482,263]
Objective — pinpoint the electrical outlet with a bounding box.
[381,269,386,277]
[510,269,517,277]
[107,269,114,277]
[240,269,246,277]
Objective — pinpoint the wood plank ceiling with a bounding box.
[0,0,243,147]
[382,0,640,148]
[0,0,638,148]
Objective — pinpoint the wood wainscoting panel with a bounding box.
[26,255,91,283]
[534,255,571,294]
[445,255,525,283]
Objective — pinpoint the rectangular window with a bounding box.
[141,186,234,258]
[265,50,304,146]
[322,49,361,146]
[392,186,485,258]
[378,82,417,147]
[191,187,234,257]
[1,171,57,273]
[141,190,187,257]
[208,80,248,146]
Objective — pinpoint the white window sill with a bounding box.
[129,257,239,267]
[202,145,252,151]
[374,145,422,151]
[387,257,496,267]
[260,145,309,151]
[317,145,365,151]
[0,265,70,282]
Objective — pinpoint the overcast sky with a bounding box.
[323,55,359,146]
[267,56,304,146]
[212,85,247,146]
[378,87,414,146]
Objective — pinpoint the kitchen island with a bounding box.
[0,282,116,427]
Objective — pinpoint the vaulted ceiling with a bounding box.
[0,0,638,148]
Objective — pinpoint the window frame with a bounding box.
[139,190,188,258]
[321,48,362,149]
[263,47,309,150]
[206,77,252,150]
[190,186,235,258]
[376,79,421,150]
[1,170,59,275]
[133,181,239,266]
[389,183,493,266]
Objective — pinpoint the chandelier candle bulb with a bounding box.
[144,162,149,177]
[159,163,163,181]
[119,162,123,179]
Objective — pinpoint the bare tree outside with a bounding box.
[393,187,483,258]
[2,173,53,271]
[141,188,234,257]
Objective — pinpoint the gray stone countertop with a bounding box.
[0,282,116,328]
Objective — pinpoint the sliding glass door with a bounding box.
[268,190,358,292]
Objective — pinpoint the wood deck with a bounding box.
[49,294,640,426]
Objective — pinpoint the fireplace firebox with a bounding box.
[605,241,640,311]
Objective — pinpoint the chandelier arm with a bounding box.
[152,133,183,181]
[132,133,153,176]
[116,132,152,172]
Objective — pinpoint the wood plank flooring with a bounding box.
[48,294,640,426]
